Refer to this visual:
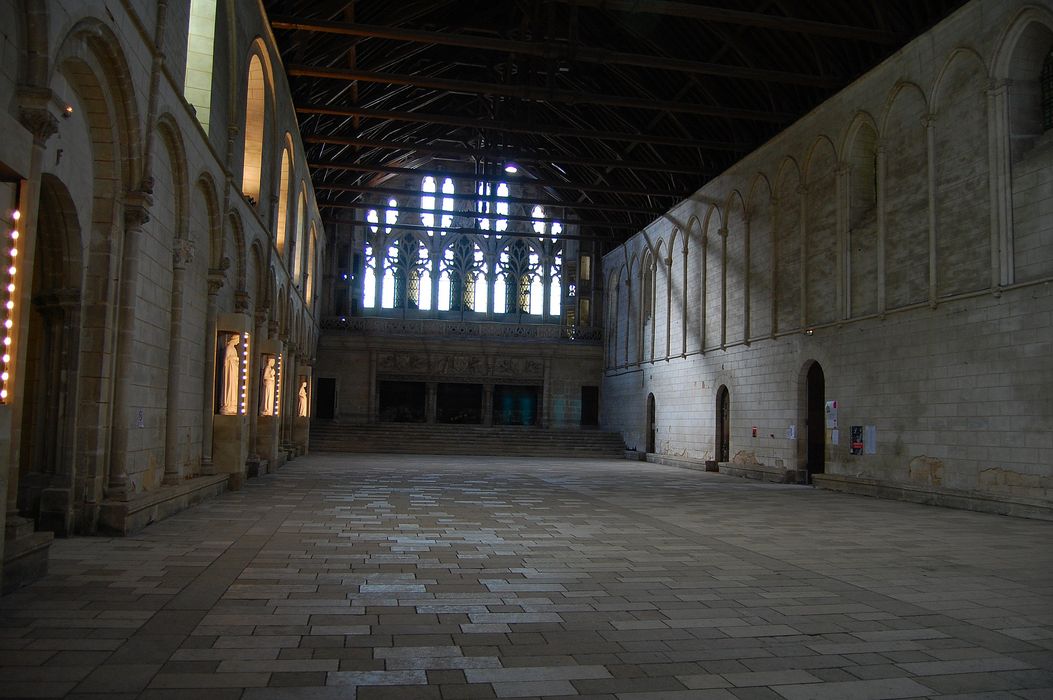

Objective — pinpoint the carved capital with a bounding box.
[254,308,269,327]
[234,289,251,313]
[923,113,937,129]
[206,272,225,297]
[18,107,58,147]
[718,227,728,238]
[123,189,153,229]
[172,237,195,269]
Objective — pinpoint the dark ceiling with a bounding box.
[264,0,966,246]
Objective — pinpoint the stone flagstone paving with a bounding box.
[1,452,1052,699]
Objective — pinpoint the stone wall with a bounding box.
[0,0,326,591]
[601,0,1053,505]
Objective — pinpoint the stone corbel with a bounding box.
[18,106,58,148]
[124,189,153,228]
[234,290,251,314]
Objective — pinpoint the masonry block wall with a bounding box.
[601,0,1053,503]
[0,0,326,552]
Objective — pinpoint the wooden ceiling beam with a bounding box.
[311,163,690,199]
[302,134,707,176]
[286,64,793,123]
[297,104,748,152]
[270,16,842,87]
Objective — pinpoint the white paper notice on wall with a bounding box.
[831,428,839,445]
[787,424,797,440]
[865,425,877,454]
[825,400,838,429]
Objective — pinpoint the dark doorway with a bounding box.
[716,385,730,462]
[493,385,539,426]
[315,378,336,420]
[580,386,599,427]
[806,362,826,478]
[437,383,483,424]
[646,393,656,453]
[378,380,426,422]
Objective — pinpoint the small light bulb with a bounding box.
[11,231,18,239]
[7,267,15,275]
[7,284,14,292]
[4,320,11,329]
[3,337,11,346]
[11,210,20,221]
[0,390,7,399]
[3,354,9,363]
[2,372,9,381]
[6,301,14,310]
[9,249,16,257]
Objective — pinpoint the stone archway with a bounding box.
[715,385,730,463]
[18,174,83,535]
[645,392,656,453]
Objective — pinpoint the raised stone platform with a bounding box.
[646,453,799,483]
[814,473,1053,521]
[97,474,230,535]
[2,516,53,594]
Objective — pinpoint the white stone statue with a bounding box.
[260,357,276,416]
[219,333,240,415]
[297,380,308,417]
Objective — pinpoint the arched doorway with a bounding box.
[645,392,656,453]
[715,385,730,462]
[18,174,83,535]
[806,362,825,479]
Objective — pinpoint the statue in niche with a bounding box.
[297,380,308,417]
[219,333,240,415]
[260,357,276,416]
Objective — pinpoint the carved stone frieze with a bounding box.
[375,351,543,379]
[172,237,195,269]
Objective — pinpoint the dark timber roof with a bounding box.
[264,0,967,245]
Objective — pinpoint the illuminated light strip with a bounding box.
[0,209,20,403]
[274,353,282,416]
[240,332,250,415]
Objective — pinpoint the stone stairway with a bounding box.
[310,422,626,458]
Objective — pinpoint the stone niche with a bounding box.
[212,313,252,489]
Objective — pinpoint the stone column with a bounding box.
[163,238,194,485]
[245,307,268,473]
[835,161,849,319]
[199,271,224,475]
[107,189,153,500]
[718,228,728,349]
[483,384,494,427]
[797,185,808,328]
[5,104,57,530]
[876,143,888,315]
[986,78,1012,289]
[925,114,938,307]
[425,382,437,424]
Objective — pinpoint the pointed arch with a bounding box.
[275,134,293,254]
[226,209,247,293]
[845,114,880,317]
[932,48,991,297]
[195,171,223,269]
[882,82,929,309]
[747,173,774,340]
[240,38,275,205]
[774,158,802,333]
[725,190,748,345]
[803,137,838,326]
[155,113,190,242]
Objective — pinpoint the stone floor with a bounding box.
[2,453,1052,700]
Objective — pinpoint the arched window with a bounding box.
[380,200,399,308]
[421,176,436,234]
[363,209,379,308]
[441,177,455,230]
[477,182,491,233]
[306,226,316,306]
[549,251,562,317]
[242,54,266,203]
[293,190,306,282]
[496,240,542,315]
[642,257,654,322]
[495,182,509,233]
[1043,48,1053,131]
[275,145,291,253]
[184,0,217,132]
[440,238,485,312]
